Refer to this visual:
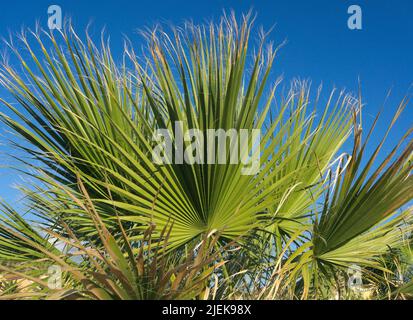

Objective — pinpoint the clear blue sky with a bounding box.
[0,0,412,204]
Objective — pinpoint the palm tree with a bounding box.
[0,12,411,300]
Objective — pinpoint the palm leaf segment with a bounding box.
[0,14,352,249]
